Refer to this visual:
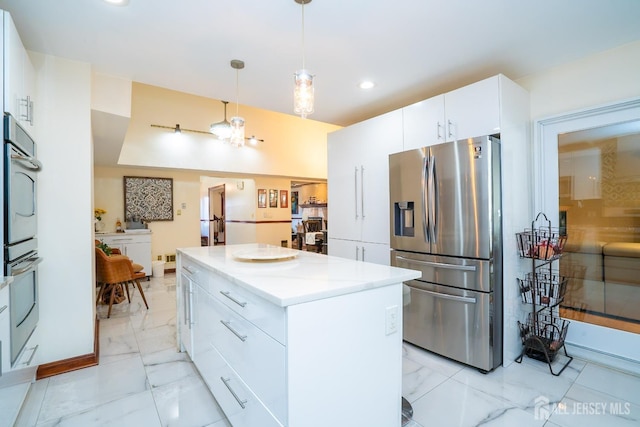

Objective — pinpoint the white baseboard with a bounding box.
[565,342,640,376]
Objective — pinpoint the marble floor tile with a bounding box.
[129,306,177,332]
[0,382,31,427]
[135,323,178,355]
[451,361,574,415]
[574,363,640,405]
[410,378,546,427]
[98,318,140,365]
[151,373,227,427]
[145,353,200,389]
[517,351,587,382]
[402,356,449,403]
[34,390,161,427]
[37,356,150,423]
[402,342,466,378]
[548,383,639,427]
[14,378,49,427]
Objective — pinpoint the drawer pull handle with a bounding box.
[220,320,247,342]
[0,305,7,315]
[220,291,247,307]
[220,376,247,409]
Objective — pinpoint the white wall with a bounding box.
[517,40,640,121]
[31,52,95,363]
[516,40,640,360]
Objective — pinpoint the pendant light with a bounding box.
[293,0,314,118]
[210,100,232,139]
[229,59,245,147]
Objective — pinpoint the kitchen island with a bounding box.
[177,243,420,427]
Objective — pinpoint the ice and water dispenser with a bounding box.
[394,201,415,237]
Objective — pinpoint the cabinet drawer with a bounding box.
[209,272,285,344]
[202,291,286,422]
[196,344,283,427]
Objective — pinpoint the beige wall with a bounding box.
[94,167,202,268]
[95,168,300,265]
[118,83,341,178]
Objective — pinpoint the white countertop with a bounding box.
[178,243,421,307]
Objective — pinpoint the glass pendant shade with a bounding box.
[294,69,314,118]
[210,101,232,140]
[229,116,245,147]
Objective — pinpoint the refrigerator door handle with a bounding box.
[412,287,477,304]
[430,155,438,242]
[396,256,477,272]
[421,155,430,242]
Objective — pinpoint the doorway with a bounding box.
[535,98,640,361]
[201,184,225,246]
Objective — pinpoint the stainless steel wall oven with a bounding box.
[4,113,42,366]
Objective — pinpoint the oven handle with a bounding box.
[12,153,43,171]
[11,257,43,276]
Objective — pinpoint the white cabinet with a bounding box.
[177,252,405,427]
[98,233,152,276]
[178,268,195,358]
[403,75,505,150]
[327,109,403,265]
[403,95,446,150]
[0,283,9,374]
[327,238,390,265]
[3,11,35,129]
[559,149,601,200]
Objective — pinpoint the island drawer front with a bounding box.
[196,343,284,427]
[201,288,286,421]
[208,271,286,345]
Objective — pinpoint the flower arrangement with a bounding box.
[94,208,107,221]
[96,240,112,256]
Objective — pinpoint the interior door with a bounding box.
[208,185,225,245]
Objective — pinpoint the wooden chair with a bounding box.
[95,247,149,318]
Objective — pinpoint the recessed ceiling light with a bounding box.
[103,0,129,6]
[359,81,375,90]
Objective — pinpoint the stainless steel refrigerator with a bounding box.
[389,135,502,372]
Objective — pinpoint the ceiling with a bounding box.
[1,0,640,127]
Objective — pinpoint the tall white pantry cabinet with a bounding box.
[327,109,403,265]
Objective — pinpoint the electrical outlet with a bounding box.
[385,305,399,335]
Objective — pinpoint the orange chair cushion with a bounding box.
[132,263,144,273]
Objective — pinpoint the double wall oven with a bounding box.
[4,113,42,367]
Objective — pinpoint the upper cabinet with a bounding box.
[403,75,508,151]
[3,11,36,129]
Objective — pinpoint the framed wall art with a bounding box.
[280,190,289,208]
[124,176,174,221]
[258,189,267,208]
[269,189,278,208]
